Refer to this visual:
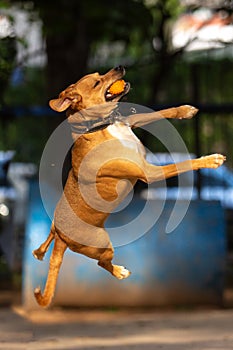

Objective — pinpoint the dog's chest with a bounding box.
[107,123,145,155]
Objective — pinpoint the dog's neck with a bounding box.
[69,113,120,134]
[67,104,129,134]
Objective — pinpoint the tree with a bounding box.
[6,0,190,103]
[9,0,153,98]
[180,0,233,9]
[6,0,233,103]
[0,14,16,107]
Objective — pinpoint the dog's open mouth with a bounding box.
[105,80,130,101]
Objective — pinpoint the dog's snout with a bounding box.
[114,65,125,73]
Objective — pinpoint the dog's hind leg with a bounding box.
[33,221,56,261]
[67,227,131,280]
[34,233,67,308]
[98,244,131,280]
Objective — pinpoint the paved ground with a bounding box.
[0,290,233,350]
[1,299,233,350]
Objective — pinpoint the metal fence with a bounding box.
[188,105,233,167]
[175,105,233,255]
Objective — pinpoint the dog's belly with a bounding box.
[107,123,145,155]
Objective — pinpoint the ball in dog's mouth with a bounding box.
[109,79,125,94]
[105,80,130,101]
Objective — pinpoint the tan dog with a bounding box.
[33,66,226,307]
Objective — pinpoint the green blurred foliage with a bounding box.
[0,37,16,105]
[0,111,63,163]
[4,67,47,106]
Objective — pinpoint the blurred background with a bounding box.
[0,0,233,308]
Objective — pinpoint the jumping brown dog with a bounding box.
[33,66,226,307]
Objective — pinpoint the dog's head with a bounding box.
[49,66,130,113]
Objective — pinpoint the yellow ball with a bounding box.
[109,80,125,95]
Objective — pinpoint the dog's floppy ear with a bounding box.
[49,84,82,112]
[49,97,73,112]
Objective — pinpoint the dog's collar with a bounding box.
[70,112,128,134]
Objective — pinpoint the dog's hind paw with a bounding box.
[113,265,131,280]
[32,249,45,261]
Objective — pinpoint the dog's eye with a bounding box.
[93,81,100,88]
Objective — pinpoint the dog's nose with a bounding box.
[114,65,125,73]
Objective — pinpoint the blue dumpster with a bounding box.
[22,180,226,309]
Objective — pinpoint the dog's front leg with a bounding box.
[126,105,198,128]
[141,153,226,183]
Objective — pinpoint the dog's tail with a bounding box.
[34,234,67,308]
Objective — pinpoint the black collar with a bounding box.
[70,111,128,134]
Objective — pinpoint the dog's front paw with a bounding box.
[200,154,226,169]
[113,265,131,280]
[177,105,198,119]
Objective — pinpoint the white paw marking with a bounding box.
[118,266,131,279]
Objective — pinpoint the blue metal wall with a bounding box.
[22,180,226,309]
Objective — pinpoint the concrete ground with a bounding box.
[0,291,233,350]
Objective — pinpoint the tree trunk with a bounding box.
[40,5,90,98]
[45,20,90,98]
